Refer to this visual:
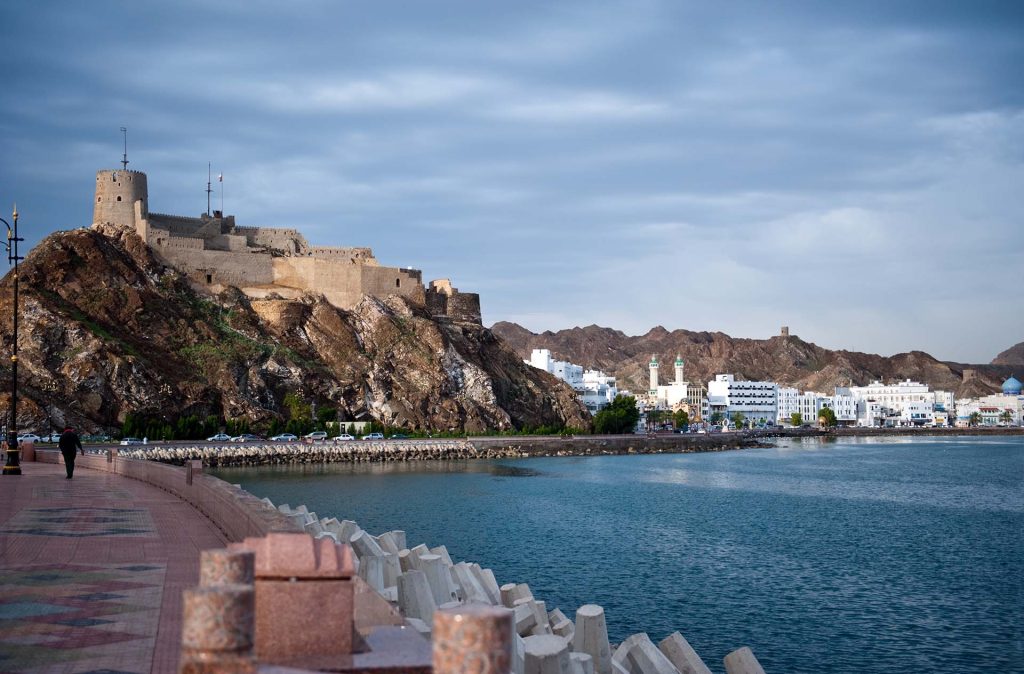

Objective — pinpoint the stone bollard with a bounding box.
[227,532,355,663]
[723,647,766,674]
[199,549,255,587]
[658,632,712,674]
[573,605,612,674]
[433,603,514,674]
[180,585,256,673]
[523,634,571,674]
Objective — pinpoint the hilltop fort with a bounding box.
[90,168,481,323]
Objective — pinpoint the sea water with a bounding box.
[213,436,1024,673]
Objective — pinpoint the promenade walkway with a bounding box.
[0,461,226,674]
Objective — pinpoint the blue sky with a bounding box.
[0,0,1021,363]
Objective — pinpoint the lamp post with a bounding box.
[2,205,23,475]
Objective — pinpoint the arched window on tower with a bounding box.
[396,278,401,288]
[116,196,122,201]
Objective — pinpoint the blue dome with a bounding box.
[1003,376,1023,395]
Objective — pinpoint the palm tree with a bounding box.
[999,410,1013,425]
[968,412,982,427]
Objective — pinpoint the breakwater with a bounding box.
[117,434,766,467]
[255,493,764,674]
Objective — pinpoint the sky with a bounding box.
[0,0,1021,363]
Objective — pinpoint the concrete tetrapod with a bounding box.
[573,604,612,674]
[612,633,681,674]
[658,632,712,674]
[358,554,386,593]
[571,652,595,674]
[418,553,456,605]
[523,634,572,674]
[397,569,438,627]
[723,647,766,674]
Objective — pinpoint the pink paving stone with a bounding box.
[0,460,227,674]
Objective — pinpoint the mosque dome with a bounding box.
[1002,376,1022,395]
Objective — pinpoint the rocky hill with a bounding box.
[0,226,591,435]
[992,342,1024,367]
[491,322,1017,398]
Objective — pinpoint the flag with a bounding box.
[218,174,223,182]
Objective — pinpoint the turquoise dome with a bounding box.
[1002,376,1022,395]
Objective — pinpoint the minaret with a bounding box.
[649,355,659,395]
[674,355,685,384]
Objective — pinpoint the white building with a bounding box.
[648,355,709,420]
[849,379,954,426]
[708,374,778,425]
[831,388,858,424]
[528,349,583,390]
[955,377,1023,426]
[580,370,619,414]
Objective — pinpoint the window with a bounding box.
[206,274,212,284]
[97,197,101,202]
[116,196,122,202]
[396,278,401,288]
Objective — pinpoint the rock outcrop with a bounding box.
[492,322,1018,397]
[0,226,591,434]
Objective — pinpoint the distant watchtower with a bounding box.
[93,169,148,228]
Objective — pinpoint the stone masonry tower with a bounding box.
[93,169,148,228]
[649,355,659,395]
[674,355,685,385]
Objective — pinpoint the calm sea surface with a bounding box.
[213,436,1024,673]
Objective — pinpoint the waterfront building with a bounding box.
[955,376,1024,427]
[647,355,709,421]
[528,349,583,390]
[580,370,619,414]
[849,379,953,426]
[707,374,778,424]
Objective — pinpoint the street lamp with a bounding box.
[2,205,23,476]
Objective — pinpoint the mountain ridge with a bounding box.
[491,321,1019,398]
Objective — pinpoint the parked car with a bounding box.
[333,433,355,441]
[269,433,298,442]
[17,434,42,443]
[120,437,143,445]
[207,433,231,442]
[42,432,64,443]
[361,432,385,440]
[230,434,262,443]
[389,433,409,439]
[304,431,329,441]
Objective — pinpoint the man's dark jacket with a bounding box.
[59,431,83,455]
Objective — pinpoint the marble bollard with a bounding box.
[523,634,571,674]
[658,632,712,674]
[723,647,766,674]
[573,604,612,674]
[398,569,438,627]
[433,604,514,674]
[612,633,679,674]
[199,549,254,587]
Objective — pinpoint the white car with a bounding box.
[207,433,231,442]
[270,433,298,442]
[361,432,385,440]
[43,432,64,443]
[333,433,355,441]
[304,431,328,441]
[17,434,42,443]
[120,437,143,445]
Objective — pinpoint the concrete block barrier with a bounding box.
[658,632,712,674]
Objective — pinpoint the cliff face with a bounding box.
[491,322,1017,398]
[0,226,591,434]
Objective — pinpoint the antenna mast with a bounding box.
[206,162,212,216]
[120,127,129,170]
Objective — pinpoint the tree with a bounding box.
[790,412,803,427]
[818,407,837,427]
[673,409,689,430]
[968,412,982,427]
[731,412,745,429]
[710,412,724,424]
[593,395,641,434]
[999,410,1013,425]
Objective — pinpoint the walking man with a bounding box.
[59,427,84,479]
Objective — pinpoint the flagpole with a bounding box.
[220,173,224,215]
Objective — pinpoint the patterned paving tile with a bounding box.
[0,507,155,538]
[33,486,134,500]
[0,563,164,673]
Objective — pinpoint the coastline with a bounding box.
[114,426,1023,467]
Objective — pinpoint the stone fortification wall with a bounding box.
[271,257,425,308]
[93,169,148,226]
[149,227,205,252]
[310,246,378,264]
[175,248,276,288]
[233,225,309,254]
[149,212,222,239]
[426,280,482,323]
